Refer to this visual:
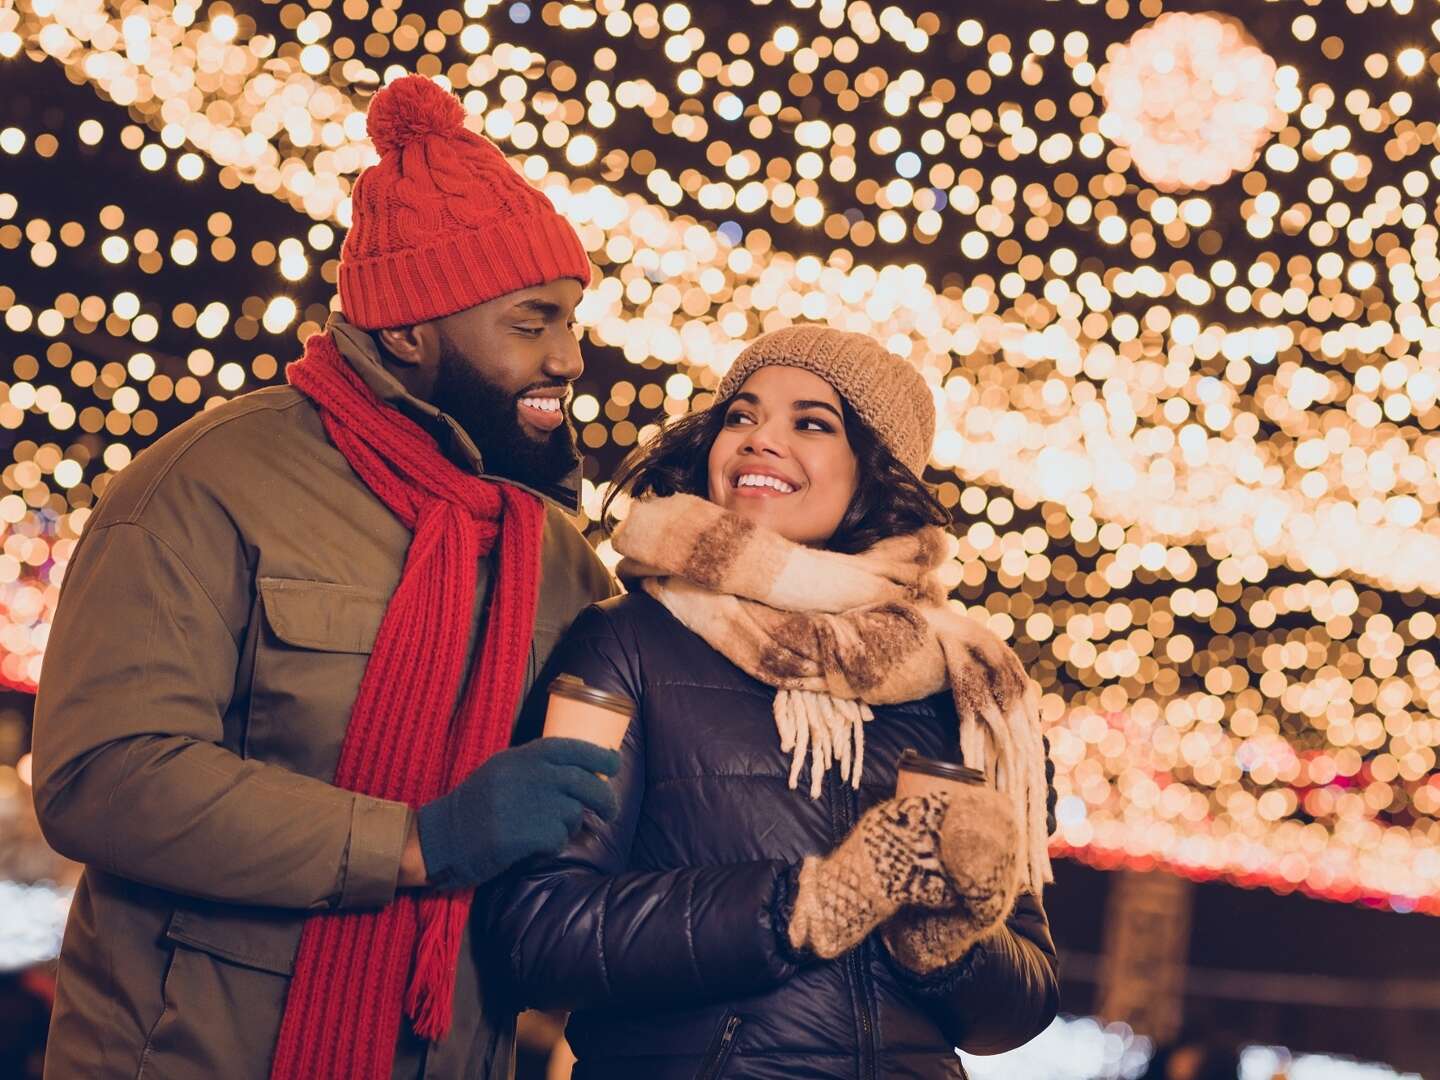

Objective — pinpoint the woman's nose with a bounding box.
[739,421,785,457]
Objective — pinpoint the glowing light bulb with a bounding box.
[1098,12,1283,190]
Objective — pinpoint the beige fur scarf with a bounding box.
[612,494,1053,894]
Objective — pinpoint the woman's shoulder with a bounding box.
[550,587,731,708]
[563,587,751,697]
[542,591,667,708]
[590,587,668,622]
[564,587,679,649]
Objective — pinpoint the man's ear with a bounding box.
[376,323,440,369]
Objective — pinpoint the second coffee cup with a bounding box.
[894,748,986,800]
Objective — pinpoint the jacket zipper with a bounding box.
[828,769,878,1080]
[696,1013,742,1080]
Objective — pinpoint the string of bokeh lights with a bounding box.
[1,0,1439,911]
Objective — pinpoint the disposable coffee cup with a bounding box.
[895,748,985,800]
[543,674,635,757]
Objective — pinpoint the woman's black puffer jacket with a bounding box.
[482,591,1059,1079]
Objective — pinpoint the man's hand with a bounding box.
[398,818,430,888]
[413,738,621,889]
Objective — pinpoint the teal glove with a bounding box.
[417,738,620,888]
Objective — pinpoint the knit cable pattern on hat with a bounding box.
[716,324,936,477]
[339,74,592,330]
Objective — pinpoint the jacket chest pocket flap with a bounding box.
[258,577,389,653]
[245,577,391,775]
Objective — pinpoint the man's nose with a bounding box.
[544,333,584,383]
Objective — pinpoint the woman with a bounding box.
[484,326,1058,1078]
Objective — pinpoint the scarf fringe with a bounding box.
[775,690,873,798]
[969,694,1051,895]
[404,896,467,1040]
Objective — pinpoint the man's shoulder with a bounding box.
[153,383,313,455]
[537,506,616,623]
[540,503,598,555]
[87,385,321,527]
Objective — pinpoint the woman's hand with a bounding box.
[786,793,960,959]
[881,783,1022,974]
[785,786,1023,965]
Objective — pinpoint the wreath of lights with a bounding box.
[1097,11,1286,192]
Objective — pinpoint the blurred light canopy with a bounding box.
[1,0,1439,915]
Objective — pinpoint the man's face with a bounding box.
[430,279,585,489]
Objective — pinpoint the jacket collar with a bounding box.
[326,314,582,513]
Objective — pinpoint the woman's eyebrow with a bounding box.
[792,399,843,420]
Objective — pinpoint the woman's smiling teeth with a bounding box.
[735,472,797,494]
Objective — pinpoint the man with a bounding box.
[32,74,617,1079]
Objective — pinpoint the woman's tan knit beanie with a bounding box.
[717,325,936,477]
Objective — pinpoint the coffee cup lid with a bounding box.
[549,674,636,717]
[897,748,985,785]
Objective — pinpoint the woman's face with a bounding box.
[706,365,860,545]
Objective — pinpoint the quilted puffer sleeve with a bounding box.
[886,890,1060,1053]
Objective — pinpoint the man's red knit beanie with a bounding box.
[339,75,593,330]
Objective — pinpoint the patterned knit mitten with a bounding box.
[787,794,958,960]
[881,784,1021,974]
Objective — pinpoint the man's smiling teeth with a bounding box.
[736,473,796,493]
[520,397,561,412]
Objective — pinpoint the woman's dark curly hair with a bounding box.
[602,388,950,555]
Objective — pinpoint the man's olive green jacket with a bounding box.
[32,320,613,1079]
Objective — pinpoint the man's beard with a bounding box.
[432,336,579,490]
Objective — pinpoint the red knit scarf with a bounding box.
[269,333,545,1079]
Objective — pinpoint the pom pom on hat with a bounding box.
[367,74,466,156]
